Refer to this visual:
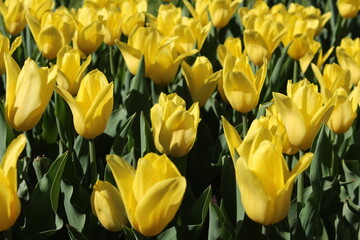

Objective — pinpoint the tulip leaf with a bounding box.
[67,224,88,240]
[268,44,291,92]
[140,111,155,157]
[110,113,136,156]
[41,100,58,144]
[23,152,68,239]
[55,92,75,150]
[32,156,52,181]
[208,202,235,240]
[104,108,128,138]
[342,160,360,202]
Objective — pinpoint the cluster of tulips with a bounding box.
[1,0,360,239]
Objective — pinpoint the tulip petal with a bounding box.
[116,40,142,75]
[106,154,136,226]
[273,92,308,149]
[221,116,242,164]
[244,29,268,66]
[135,177,186,236]
[4,54,21,121]
[0,134,26,192]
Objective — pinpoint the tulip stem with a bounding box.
[89,139,97,187]
[109,46,115,76]
[242,113,248,137]
[293,60,298,83]
[297,150,304,207]
[26,26,32,58]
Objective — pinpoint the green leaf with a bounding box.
[104,108,128,138]
[41,100,58,144]
[110,113,136,156]
[32,156,52,181]
[208,202,235,240]
[139,111,155,157]
[23,152,68,239]
[67,225,88,240]
[0,100,14,160]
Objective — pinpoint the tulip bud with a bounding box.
[0,134,26,231]
[336,37,360,85]
[5,55,56,132]
[106,153,186,236]
[55,69,114,139]
[0,0,27,35]
[150,93,200,157]
[0,34,21,75]
[337,0,360,18]
[208,0,240,29]
[91,180,127,232]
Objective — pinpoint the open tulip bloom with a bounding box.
[222,117,313,225]
[106,153,186,236]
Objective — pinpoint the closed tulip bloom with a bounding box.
[150,93,200,157]
[102,7,122,46]
[55,69,114,139]
[221,116,242,163]
[0,0,27,35]
[273,79,335,150]
[5,55,56,132]
[217,37,243,67]
[106,153,186,236]
[326,88,358,134]
[223,54,267,113]
[183,0,210,27]
[26,8,76,60]
[336,37,360,85]
[149,4,182,36]
[0,34,21,75]
[287,34,311,60]
[337,0,360,18]
[0,134,27,231]
[119,0,146,36]
[208,0,241,29]
[74,5,104,55]
[91,180,127,232]
[182,56,220,107]
[235,125,313,225]
[56,45,91,95]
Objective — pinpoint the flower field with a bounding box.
[0,0,360,239]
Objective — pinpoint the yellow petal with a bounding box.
[244,29,268,66]
[116,39,142,75]
[221,116,242,164]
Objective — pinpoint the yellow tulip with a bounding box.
[287,34,311,60]
[0,134,27,231]
[56,45,92,95]
[336,37,360,85]
[119,0,147,36]
[273,79,335,150]
[148,4,182,36]
[326,88,358,134]
[235,123,313,225]
[208,0,241,29]
[182,56,221,107]
[116,27,196,86]
[337,0,360,18]
[55,69,114,139]
[217,36,243,67]
[5,55,56,132]
[150,93,200,157]
[106,153,186,236]
[222,54,267,113]
[23,0,54,22]
[0,34,21,75]
[73,5,104,55]
[102,6,122,46]
[221,116,242,164]
[311,63,351,93]
[0,0,27,35]
[183,0,210,27]
[26,7,76,60]
[91,180,127,232]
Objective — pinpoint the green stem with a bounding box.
[297,150,304,207]
[26,26,32,58]
[242,113,248,137]
[89,139,97,187]
[293,60,298,83]
[109,46,115,76]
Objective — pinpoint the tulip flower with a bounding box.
[150,93,200,158]
[106,153,186,236]
[0,134,27,231]
[5,55,56,132]
[26,7,76,60]
[91,180,128,232]
[148,4,182,36]
[102,6,122,46]
[208,0,241,29]
[182,56,221,107]
[337,0,360,18]
[235,123,313,225]
[116,27,196,86]
[222,54,267,113]
[0,34,21,75]
[217,37,243,67]
[23,0,54,22]
[55,69,114,139]
[119,0,147,36]
[183,0,210,27]
[336,37,360,85]
[73,5,104,55]
[221,116,242,164]
[0,0,27,35]
[273,79,335,150]
[56,45,92,95]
